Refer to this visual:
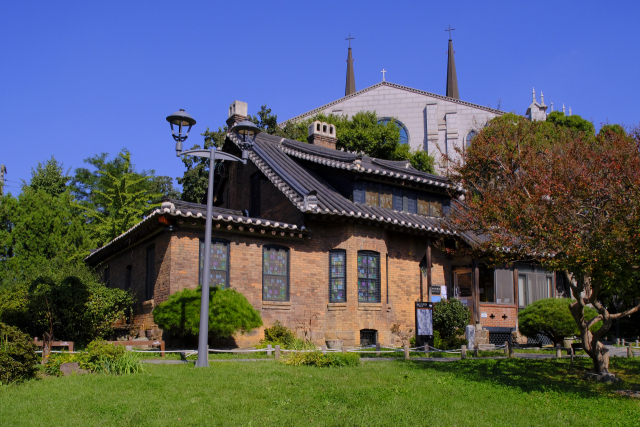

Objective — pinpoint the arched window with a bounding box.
[263,245,290,301]
[378,117,409,144]
[465,131,477,148]
[199,239,230,289]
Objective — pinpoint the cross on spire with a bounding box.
[381,69,387,81]
[345,34,354,48]
[445,25,455,40]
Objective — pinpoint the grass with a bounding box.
[1,357,639,426]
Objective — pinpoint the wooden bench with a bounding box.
[106,340,165,357]
[33,339,74,352]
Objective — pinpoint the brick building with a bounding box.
[85,104,565,347]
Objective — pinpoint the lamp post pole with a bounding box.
[166,111,260,368]
[196,146,216,367]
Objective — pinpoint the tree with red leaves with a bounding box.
[445,113,640,374]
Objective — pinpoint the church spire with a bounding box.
[445,26,459,99]
[345,34,356,96]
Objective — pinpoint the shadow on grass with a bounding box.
[403,356,640,398]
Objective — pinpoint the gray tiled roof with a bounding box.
[84,199,307,263]
[229,132,456,237]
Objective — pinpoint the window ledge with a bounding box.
[262,301,291,310]
[358,303,382,311]
[327,303,347,311]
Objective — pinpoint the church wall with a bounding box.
[313,84,500,171]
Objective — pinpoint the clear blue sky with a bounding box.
[2,1,638,194]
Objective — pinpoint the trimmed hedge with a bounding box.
[0,323,38,384]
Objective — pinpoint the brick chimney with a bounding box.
[307,121,337,150]
[226,100,248,128]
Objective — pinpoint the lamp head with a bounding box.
[166,109,196,154]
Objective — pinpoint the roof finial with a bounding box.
[563,103,565,114]
[345,34,356,96]
[532,87,536,103]
[540,91,545,106]
[569,107,572,116]
[445,28,459,99]
[381,69,387,82]
[551,101,554,112]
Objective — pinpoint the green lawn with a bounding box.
[1,358,639,427]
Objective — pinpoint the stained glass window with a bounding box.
[329,250,346,302]
[199,240,230,289]
[263,246,289,301]
[358,251,381,303]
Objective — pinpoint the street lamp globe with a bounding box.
[231,120,261,161]
[166,109,197,155]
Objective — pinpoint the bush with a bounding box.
[432,298,471,339]
[283,351,360,367]
[0,323,38,384]
[433,330,466,350]
[153,286,262,339]
[256,321,316,350]
[0,260,134,345]
[46,340,142,375]
[518,298,602,346]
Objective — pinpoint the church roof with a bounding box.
[228,131,457,238]
[282,81,505,125]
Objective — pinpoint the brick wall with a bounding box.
[478,304,517,329]
[99,218,451,347]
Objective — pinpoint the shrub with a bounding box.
[0,323,38,384]
[153,287,262,339]
[0,260,134,345]
[283,351,360,367]
[518,298,602,346]
[44,352,78,376]
[46,340,143,376]
[432,298,471,339]
[433,330,466,350]
[262,321,296,346]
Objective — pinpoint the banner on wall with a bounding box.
[415,302,434,339]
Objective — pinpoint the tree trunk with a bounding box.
[570,301,610,374]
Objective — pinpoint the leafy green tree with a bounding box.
[176,126,226,204]
[23,156,70,196]
[0,259,134,344]
[599,123,626,137]
[0,189,94,267]
[70,148,178,209]
[249,105,280,135]
[153,286,262,339]
[546,111,595,135]
[84,151,162,246]
[518,298,601,346]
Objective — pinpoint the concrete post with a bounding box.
[275,345,281,360]
[636,339,639,348]
[508,340,515,358]
[555,344,561,359]
[424,344,429,358]
[321,345,327,355]
[403,344,410,360]
[616,338,620,346]
[628,344,633,358]
[622,338,626,346]
[504,341,509,356]
[342,347,347,354]
[267,344,273,357]
[376,342,380,357]
[461,345,467,359]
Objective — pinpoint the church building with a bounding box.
[283,35,549,168]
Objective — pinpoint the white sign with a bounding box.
[481,312,487,318]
